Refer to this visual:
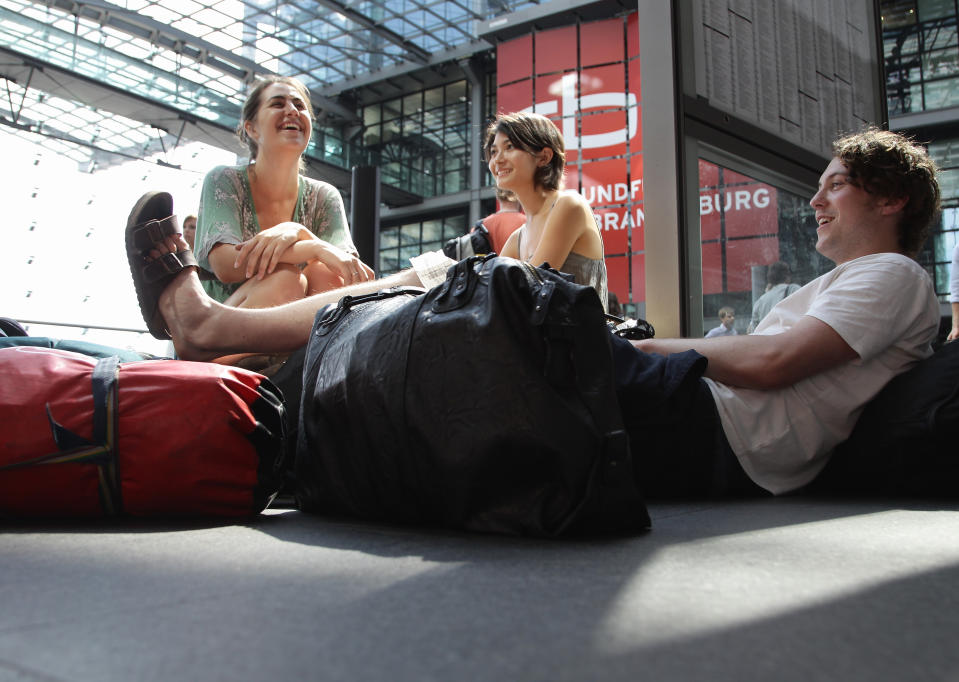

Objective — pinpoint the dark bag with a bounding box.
[442,221,495,260]
[0,335,149,362]
[0,346,286,518]
[0,317,28,337]
[814,339,959,496]
[295,255,649,537]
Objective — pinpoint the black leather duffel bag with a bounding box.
[295,255,650,536]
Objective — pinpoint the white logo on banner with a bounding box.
[521,73,638,150]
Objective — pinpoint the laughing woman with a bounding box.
[485,111,608,310]
[194,76,374,310]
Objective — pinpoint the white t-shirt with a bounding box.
[705,253,939,494]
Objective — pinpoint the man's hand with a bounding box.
[632,316,858,390]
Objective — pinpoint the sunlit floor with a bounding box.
[2,498,958,682]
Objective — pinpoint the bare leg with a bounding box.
[154,235,423,360]
[223,264,307,309]
[303,261,345,296]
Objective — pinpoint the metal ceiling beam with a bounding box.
[32,0,258,79]
[21,0,358,122]
[321,39,491,96]
[0,46,419,205]
[312,0,432,63]
[476,0,632,41]
[0,46,241,147]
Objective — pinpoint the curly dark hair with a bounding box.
[484,112,566,191]
[236,76,315,160]
[833,128,940,257]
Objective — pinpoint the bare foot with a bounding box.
[157,269,227,362]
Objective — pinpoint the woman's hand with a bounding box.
[234,221,374,285]
[306,239,375,284]
[234,222,307,279]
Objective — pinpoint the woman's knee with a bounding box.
[304,262,345,296]
[228,264,307,308]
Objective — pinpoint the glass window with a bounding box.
[884,29,921,58]
[922,139,959,300]
[380,226,399,250]
[444,169,465,193]
[379,253,401,273]
[363,106,381,127]
[929,137,959,167]
[403,92,421,116]
[882,2,918,29]
[698,160,830,335]
[446,80,467,103]
[938,166,959,200]
[923,46,959,77]
[443,221,464,239]
[423,110,445,137]
[323,133,344,162]
[383,161,402,185]
[932,214,959,298]
[422,219,444,242]
[921,15,958,49]
[922,76,959,107]
[399,223,422,245]
[357,79,470,199]
[446,214,467,234]
[382,101,402,122]
[918,0,956,21]
[424,86,444,110]
[888,86,921,113]
[383,119,402,143]
[399,243,422,264]
[404,116,424,138]
[364,125,382,147]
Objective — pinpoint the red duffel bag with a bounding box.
[0,346,286,518]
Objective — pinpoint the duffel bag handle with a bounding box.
[315,287,424,336]
[431,254,494,313]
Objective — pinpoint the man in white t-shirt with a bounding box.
[617,128,941,497]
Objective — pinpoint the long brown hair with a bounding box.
[236,76,315,160]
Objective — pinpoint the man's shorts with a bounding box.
[609,333,763,499]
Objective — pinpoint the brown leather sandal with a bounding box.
[125,191,197,340]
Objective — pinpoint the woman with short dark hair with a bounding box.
[485,112,608,310]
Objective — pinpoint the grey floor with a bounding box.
[2,497,959,682]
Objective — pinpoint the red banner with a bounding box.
[496,14,781,302]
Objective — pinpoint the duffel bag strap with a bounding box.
[566,399,649,534]
[314,288,424,336]
[90,355,123,515]
[0,355,123,515]
[545,323,649,533]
